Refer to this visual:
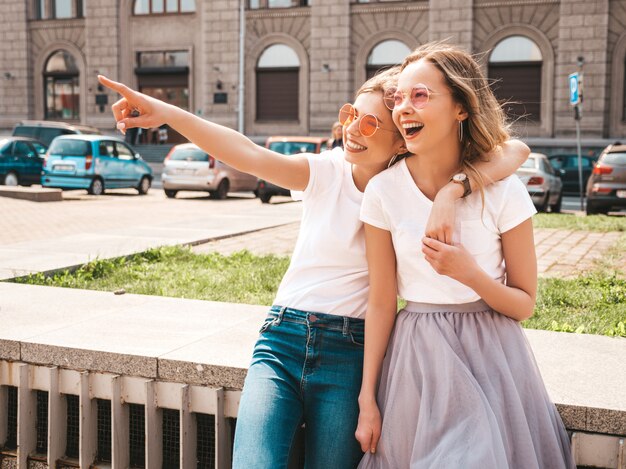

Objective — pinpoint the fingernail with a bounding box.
[116,122,126,130]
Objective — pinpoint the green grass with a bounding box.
[10,243,626,338]
[533,213,626,232]
[524,273,626,337]
[12,246,290,306]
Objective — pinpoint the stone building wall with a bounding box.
[555,0,609,138]
[1,0,623,142]
[430,0,473,50]
[0,0,30,128]
[607,0,626,137]
[84,0,120,127]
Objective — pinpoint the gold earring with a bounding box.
[387,153,398,168]
[458,120,464,142]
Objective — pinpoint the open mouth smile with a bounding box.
[402,122,424,140]
[345,139,367,152]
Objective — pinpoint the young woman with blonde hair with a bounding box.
[98,65,528,468]
[356,43,574,468]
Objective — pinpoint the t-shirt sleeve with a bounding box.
[496,176,538,233]
[299,149,341,200]
[360,180,390,230]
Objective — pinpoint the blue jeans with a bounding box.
[232,306,365,469]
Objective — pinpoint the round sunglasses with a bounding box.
[338,103,397,137]
[384,84,434,111]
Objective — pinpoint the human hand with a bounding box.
[98,75,171,134]
[355,399,382,454]
[425,182,462,244]
[421,236,478,285]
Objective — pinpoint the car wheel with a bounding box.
[137,176,151,195]
[4,171,19,186]
[164,189,178,199]
[550,192,562,213]
[212,179,229,200]
[585,200,600,215]
[88,178,104,196]
[536,192,549,212]
[259,192,272,204]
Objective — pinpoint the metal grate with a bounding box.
[162,409,180,469]
[129,404,145,468]
[65,394,79,459]
[96,399,112,462]
[36,391,49,453]
[4,386,17,450]
[196,413,215,469]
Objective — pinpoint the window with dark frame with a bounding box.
[133,0,196,15]
[488,35,543,123]
[35,0,84,19]
[44,50,80,121]
[256,44,300,122]
[247,0,310,9]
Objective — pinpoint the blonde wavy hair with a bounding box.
[400,42,510,191]
[355,66,409,164]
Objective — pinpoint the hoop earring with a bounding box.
[458,120,464,142]
[387,153,398,168]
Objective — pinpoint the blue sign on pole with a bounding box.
[569,72,580,106]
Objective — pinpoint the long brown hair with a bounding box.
[400,42,510,192]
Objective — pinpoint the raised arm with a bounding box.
[426,139,530,243]
[98,75,310,191]
[355,224,398,454]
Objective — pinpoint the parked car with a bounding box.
[41,135,152,196]
[161,143,258,199]
[257,136,329,203]
[547,153,598,195]
[585,144,626,215]
[12,120,101,146]
[0,137,47,186]
[516,152,563,212]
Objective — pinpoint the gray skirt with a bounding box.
[358,300,575,469]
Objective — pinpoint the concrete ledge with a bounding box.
[0,185,62,202]
[1,282,624,437]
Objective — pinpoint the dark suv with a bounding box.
[585,144,626,215]
[12,120,101,146]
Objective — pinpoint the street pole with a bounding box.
[238,0,245,134]
[575,109,583,211]
[575,56,584,212]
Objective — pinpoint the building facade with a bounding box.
[1,0,624,143]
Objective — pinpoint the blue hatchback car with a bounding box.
[42,135,152,196]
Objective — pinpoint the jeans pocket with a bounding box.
[349,331,364,346]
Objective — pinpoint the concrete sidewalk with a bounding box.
[0,192,301,280]
[195,222,624,278]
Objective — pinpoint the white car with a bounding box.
[516,152,563,212]
[161,143,258,199]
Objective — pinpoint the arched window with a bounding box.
[256,44,300,121]
[366,40,412,79]
[44,50,79,120]
[489,35,542,122]
[133,0,195,15]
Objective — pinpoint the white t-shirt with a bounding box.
[273,148,369,318]
[360,158,537,304]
